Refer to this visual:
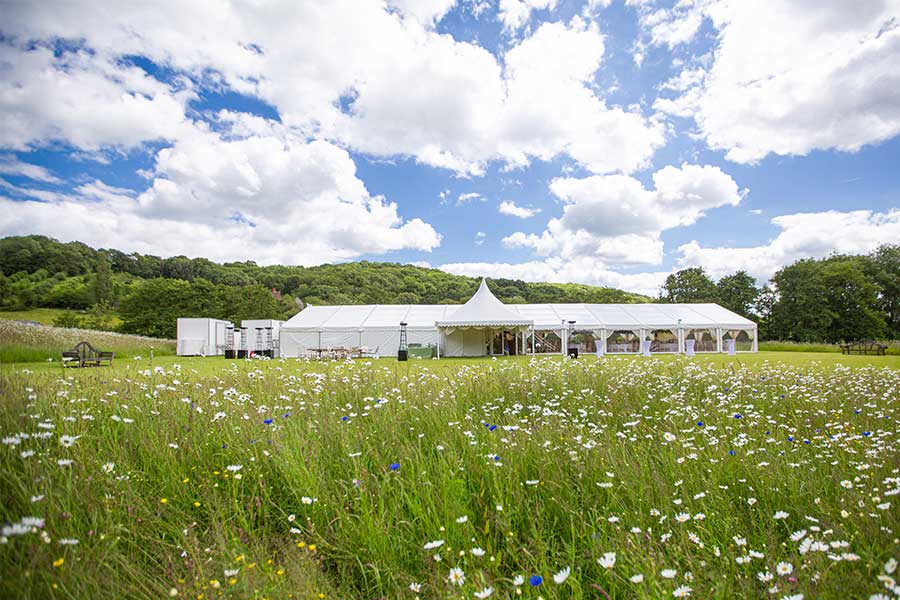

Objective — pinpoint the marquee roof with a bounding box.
[435,278,533,328]
[282,300,755,331]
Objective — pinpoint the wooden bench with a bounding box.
[62,341,115,368]
[839,340,887,356]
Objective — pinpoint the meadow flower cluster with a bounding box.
[0,319,176,362]
[1,355,898,598]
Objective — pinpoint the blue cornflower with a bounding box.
[221,443,227,449]
[389,462,400,471]
[854,409,861,414]
[803,439,810,445]
[488,424,497,432]
[493,455,500,461]
[696,421,704,427]
[283,412,291,418]
[787,436,794,442]
[263,418,273,425]
[863,431,872,437]
[734,414,742,419]
[341,416,349,421]
[529,575,543,587]
[765,431,771,435]
[729,450,736,456]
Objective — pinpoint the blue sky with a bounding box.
[1,0,898,294]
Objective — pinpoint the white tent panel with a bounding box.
[509,304,562,329]
[361,330,401,355]
[444,330,464,357]
[619,304,678,328]
[364,305,412,328]
[321,330,361,348]
[405,305,453,327]
[584,305,643,329]
[442,329,486,357]
[279,330,320,355]
[282,305,342,328]
[321,305,378,329]
[550,304,603,328]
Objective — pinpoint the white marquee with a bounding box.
[279,279,757,358]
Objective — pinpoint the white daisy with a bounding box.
[553,566,570,584]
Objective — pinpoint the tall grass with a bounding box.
[1,356,897,598]
[0,320,175,363]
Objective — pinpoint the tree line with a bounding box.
[0,235,646,338]
[659,245,900,343]
[3,235,897,343]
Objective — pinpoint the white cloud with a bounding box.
[0,131,441,265]
[441,163,742,293]
[474,231,487,246]
[497,18,666,174]
[2,3,664,177]
[388,0,458,24]
[498,0,558,31]
[457,192,484,204]
[532,163,744,260]
[0,44,192,151]
[0,155,62,183]
[678,209,900,281]
[653,0,900,162]
[498,200,541,218]
[634,0,715,48]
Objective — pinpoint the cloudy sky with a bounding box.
[1,0,899,295]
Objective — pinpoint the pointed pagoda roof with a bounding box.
[435,278,533,328]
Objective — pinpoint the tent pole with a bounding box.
[436,328,441,359]
[531,326,535,356]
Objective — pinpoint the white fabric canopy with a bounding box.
[282,301,756,331]
[279,279,757,357]
[436,279,533,328]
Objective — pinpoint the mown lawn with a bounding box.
[1,353,898,599]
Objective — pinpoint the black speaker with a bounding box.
[225,350,235,359]
[398,349,408,361]
[567,347,579,359]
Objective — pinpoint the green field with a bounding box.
[2,352,898,599]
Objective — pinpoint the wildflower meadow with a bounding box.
[1,355,898,599]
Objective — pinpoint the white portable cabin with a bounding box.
[176,318,233,356]
[241,319,285,355]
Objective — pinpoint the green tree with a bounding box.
[716,271,758,318]
[819,259,884,343]
[768,259,830,342]
[753,285,777,340]
[119,278,201,338]
[661,268,718,303]
[868,244,900,338]
[92,251,114,305]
